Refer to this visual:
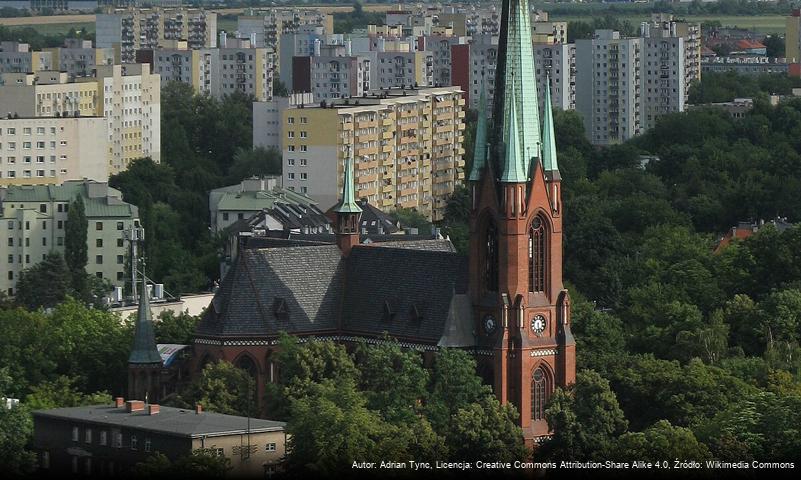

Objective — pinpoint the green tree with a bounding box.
[424,349,490,433]
[0,368,35,475]
[133,450,232,478]
[357,340,428,423]
[226,146,282,183]
[154,311,199,345]
[64,195,88,296]
[538,370,628,460]
[447,395,527,462]
[24,376,111,410]
[388,207,433,232]
[608,420,712,461]
[167,361,255,417]
[14,252,70,310]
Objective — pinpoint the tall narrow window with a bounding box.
[528,216,546,292]
[484,221,499,292]
[531,367,548,421]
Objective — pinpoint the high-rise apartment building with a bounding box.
[97,7,217,63]
[0,42,53,74]
[308,44,372,102]
[280,87,465,221]
[575,30,643,145]
[534,43,576,112]
[0,40,114,80]
[0,116,107,186]
[642,14,701,103]
[0,180,139,296]
[0,63,161,174]
[640,35,685,131]
[788,10,801,63]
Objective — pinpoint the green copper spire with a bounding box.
[499,82,527,183]
[334,146,362,214]
[493,0,541,178]
[541,75,559,173]
[129,272,162,365]
[469,73,489,182]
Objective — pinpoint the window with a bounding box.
[39,203,47,213]
[266,443,277,452]
[531,367,548,421]
[144,438,151,452]
[483,220,498,292]
[100,431,107,446]
[41,451,49,469]
[300,131,307,138]
[287,131,294,138]
[114,433,122,448]
[96,255,103,265]
[96,239,103,248]
[7,255,12,264]
[287,173,295,180]
[300,145,307,152]
[130,435,137,450]
[222,212,229,221]
[300,159,307,166]
[57,220,63,229]
[96,222,103,231]
[300,172,308,180]
[57,237,64,246]
[116,222,124,230]
[528,216,547,293]
[85,429,92,444]
[72,426,79,442]
[117,239,124,248]
[7,221,12,230]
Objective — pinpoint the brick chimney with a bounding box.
[126,400,145,413]
[148,404,160,415]
[195,404,203,414]
[115,397,125,408]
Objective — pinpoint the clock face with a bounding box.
[531,315,546,335]
[483,314,497,335]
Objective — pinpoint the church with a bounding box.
[186,0,575,444]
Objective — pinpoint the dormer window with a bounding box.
[273,298,288,318]
[383,300,395,321]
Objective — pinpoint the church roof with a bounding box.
[197,242,468,344]
[129,274,162,365]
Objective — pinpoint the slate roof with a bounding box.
[198,245,345,337]
[34,405,285,438]
[341,246,469,343]
[198,241,470,345]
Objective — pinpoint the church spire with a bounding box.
[492,0,540,176]
[541,74,559,174]
[128,268,161,365]
[469,72,489,182]
[334,146,362,214]
[499,82,526,183]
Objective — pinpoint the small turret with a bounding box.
[334,146,362,256]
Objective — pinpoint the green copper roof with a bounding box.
[499,83,527,183]
[541,76,559,173]
[333,147,362,214]
[128,273,162,365]
[468,74,489,182]
[495,0,541,179]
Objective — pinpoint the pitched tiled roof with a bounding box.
[197,245,345,337]
[341,246,468,342]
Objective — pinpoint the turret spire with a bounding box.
[499,81,527,183]
[334,145,362,214]
[469,72,489,182]
[541,74,559,173]
[129,267,162,365]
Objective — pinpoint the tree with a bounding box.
[447,395,527,462]
[166,361,255,417]
[133,450,232,478]
[424,349,490,433]
[226,146,282,183]
[0,368,35,475]
[24,376,111,410]
[387,207,432,232]
[14,252,70,310]
[64,195,88,296]
[608,420,712,461]
[272,77,289,97]
[154,311,198,345]
[538,370,628,460]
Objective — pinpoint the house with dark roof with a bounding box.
[194,0,576,446]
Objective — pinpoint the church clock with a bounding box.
[483,314,497,335]
[531,315,546,336]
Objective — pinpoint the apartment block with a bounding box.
[306,44,372,102]
[0,42,54,74]
[278,29,343,88]
[468,34,498,111]
[375,50,431,90]
[0,63,161,174]
[281,87,465,222]
[96,7,217,63]
[252,92,314,151]
[788,10,801,63]
[534,43,576,112]
[0,180,139,295]
[575,30,643,145]
[641,36,685,131]
[0,116,107,186]
[642,14,701,102]
[238,9,334,49]
[46,39,116,79]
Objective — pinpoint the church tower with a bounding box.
[128,269,164,403]
[468,0,576,444]
[334,146,362,257]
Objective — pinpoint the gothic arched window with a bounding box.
[528,215,547,292]
[484,220,499,292]
[531,366,548,421]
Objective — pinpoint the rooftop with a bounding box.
[0,180,138,219]
[34,404,285,439]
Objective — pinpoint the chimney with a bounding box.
[115,397,125,408]
[126,400,145,413]
[195,404,203,414]
[148,404,160,415]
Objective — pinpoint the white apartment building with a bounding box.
[468,34,497,111]
[0,180,139,296]
[252,92,314,152]
[309,44,372,102]
[96,7,217,63]
[534,43,576,112]
[641,36,685,131]
[0,116,107,186]
[48,39,115,79]
[0,63,161,174]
